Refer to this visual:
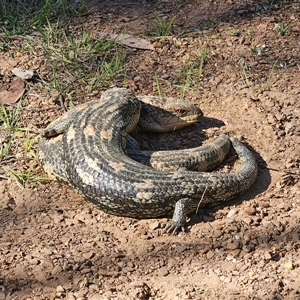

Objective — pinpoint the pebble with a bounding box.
[82,251,95,260]
[206,250,214,259]
[159,268,169,276]
[266,114,276,124]
[230,249,241,257]
[213,230,223,238]
[56,285,65,293]
[283,260,294,270]
[264,251,272,260]
[227,209,237,219]
[89,284,100,292]
[66,292,76,300]
[245,206,256,216]
[149,221,160,230]
[40,247,53,255]
[28,258,39,265]
[285,122,294,134]
[226,242,240,250]
[160,73,170,79]
[73,256,85,263]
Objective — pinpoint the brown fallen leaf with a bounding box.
[97,33,154,50]
[0,77,25,104]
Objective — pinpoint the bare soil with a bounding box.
[0,0,300,299]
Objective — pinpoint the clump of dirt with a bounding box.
[0,0,300,299]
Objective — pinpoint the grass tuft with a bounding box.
[5,165,49,188]
[275,23,290,36]
[34,22,127,93]
[174,49,207,98]
[239,59,286,91]
[0,0,72,35]
[146,14,176,37]
[0,103,21,160]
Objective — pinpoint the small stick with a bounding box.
[196,185,208,215]
[267,166,300,175]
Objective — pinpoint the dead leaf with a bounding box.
[115,34,155,50]
[0,77,25,104]
[12,67,34,80]
[97,33,154,50]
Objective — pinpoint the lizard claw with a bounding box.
[165,221,185,234]
[164,198,189,234]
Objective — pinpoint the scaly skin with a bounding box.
[42,95,203,137]
[39,88,258,232]
[39,89,216,179]
[127,133,231,172]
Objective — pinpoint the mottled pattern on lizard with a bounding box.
[39,88,257,232]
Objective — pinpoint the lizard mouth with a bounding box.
[154,113,202,132]
[180,113,203,123]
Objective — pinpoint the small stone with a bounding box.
[73,256,85,263]
[248,270,255,279]
[0,292,5,300]
[213,230,223,238]
[41,248,53,255]
[283,260,294,270]
[245,206,256,216]
[149,221,160,230]
[66,292,75,300]
[89,284,99,292]
[285,122,294,134]
[267,114,276,124]
[226,218,234,224]
[259,201,270,208]
[264,251,272,260]
[206,250,214,259]
[159,268,169,276]
[230,249,241,257]
[227,209,237,219]
[139,228,147,235]
[82,251,95,260]
[160,74,170,79]
[285,161,295,169]
[28,258,39,265]
[274,112,284,121]
[225,242,240,250]
[56,285,65,293]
